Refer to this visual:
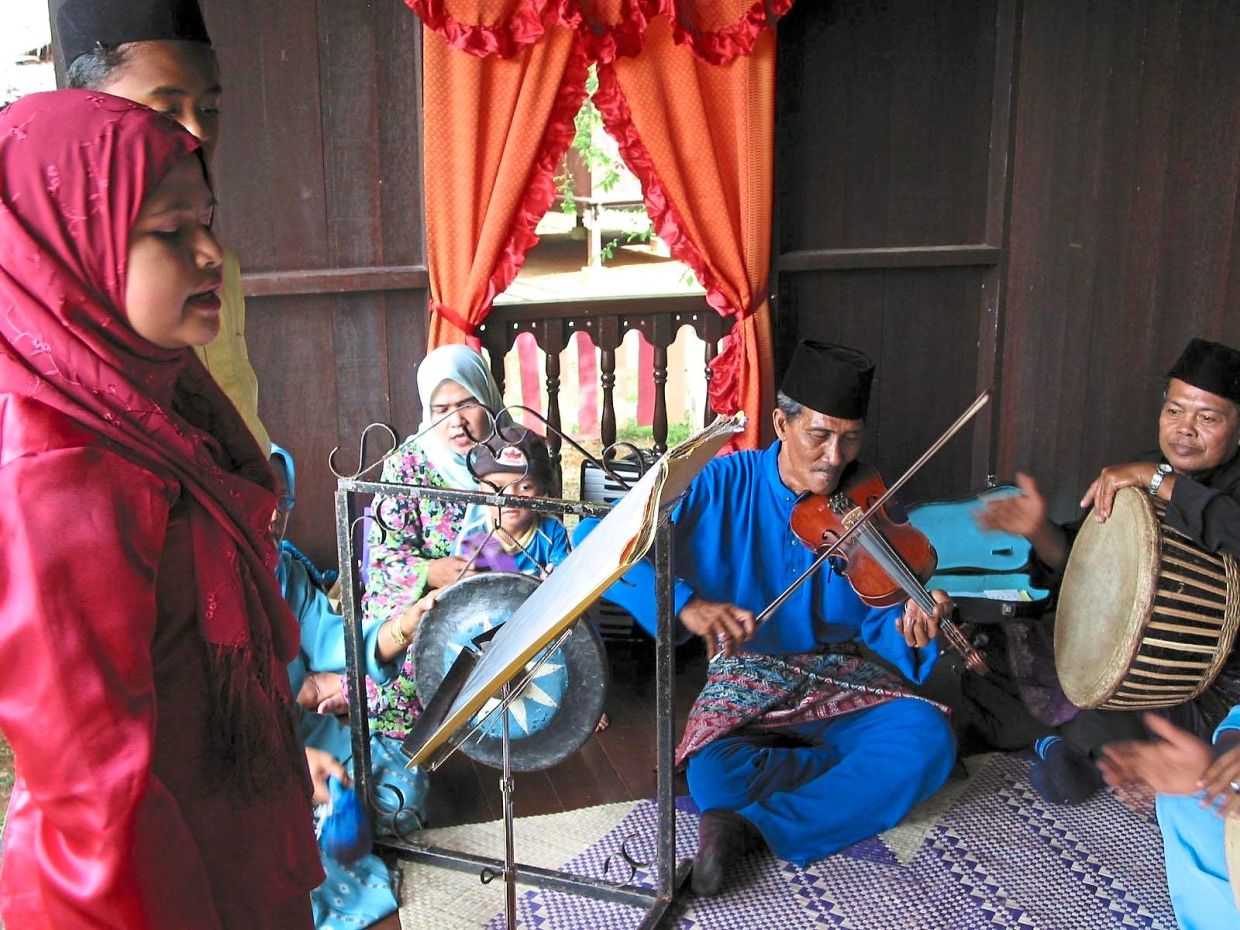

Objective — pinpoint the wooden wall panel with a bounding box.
[779,268,986,504]
[118,0,1240,562]
[203,0,427,563]
[775,0,1010,504]
[999,0,1240,523]
[776,0,996,253]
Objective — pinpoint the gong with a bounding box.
[412,572,608,772]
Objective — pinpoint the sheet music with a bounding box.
[405,413,746,767]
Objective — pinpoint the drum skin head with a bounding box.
[412,572,608,772]
[1056,488,1160,708]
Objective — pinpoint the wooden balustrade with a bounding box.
[478,295,733,460]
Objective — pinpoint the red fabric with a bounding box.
[413,4,782,440]
[637,335,654,426]
[0,90,319,928]
[517,330,543,426]
[576,331,599,438]
[405,0,558,58]
[410,0,790,65]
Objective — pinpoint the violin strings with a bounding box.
[852,520,977,661]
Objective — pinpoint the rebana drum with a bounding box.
[1056,486,1240,709]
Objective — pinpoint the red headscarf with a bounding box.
[0,90,302,795]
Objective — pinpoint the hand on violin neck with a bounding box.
[897,590,952,649]
[681,597,756,658]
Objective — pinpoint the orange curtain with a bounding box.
[592,16,776,448]
[414,0,786,443]
[422,21,588,346]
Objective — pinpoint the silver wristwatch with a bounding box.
[1148,462,1172,497]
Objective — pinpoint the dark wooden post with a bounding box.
[539,319,566,476]
[702,316,720,428]
[650,313,674,453]
[597,315,621,449]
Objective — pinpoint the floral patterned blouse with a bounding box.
[362,437,470,739]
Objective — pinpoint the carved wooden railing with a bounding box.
[477,294,733,462]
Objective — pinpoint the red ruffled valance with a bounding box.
[406,0,789,63]
[404,0,559,58]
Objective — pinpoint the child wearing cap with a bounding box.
[455,428,572,576]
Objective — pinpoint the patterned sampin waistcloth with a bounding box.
[675,648,947,766]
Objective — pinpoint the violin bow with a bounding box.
[740,389,992,643]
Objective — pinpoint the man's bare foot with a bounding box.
[594,713,610,733]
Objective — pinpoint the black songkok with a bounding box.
[471,428,555,490]
[780,340,876,420]
[57,0,212,68]
[1167,337,1240,406]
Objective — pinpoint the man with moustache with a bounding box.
[981,337,1240,805]
[579,340,956,896]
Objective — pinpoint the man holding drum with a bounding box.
[981,337,1240,805]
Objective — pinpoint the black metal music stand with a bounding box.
[334,478,691,929]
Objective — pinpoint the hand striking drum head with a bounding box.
[412,573,608,772]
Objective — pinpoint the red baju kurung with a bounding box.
[0,92,321,928]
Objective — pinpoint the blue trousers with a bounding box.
[1156,793,1238,930]
[686,697,955,866]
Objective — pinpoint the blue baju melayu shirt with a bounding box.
[595,441,938,683]
[580,441,955,866]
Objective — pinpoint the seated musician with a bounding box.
[1098,708,1240,930]
[576,340,955,896]
[322,344,501,740]
[980,337,1240,804]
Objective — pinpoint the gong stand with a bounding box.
[334,477,692,929]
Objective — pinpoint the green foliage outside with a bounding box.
[1,733,12,832]
[616,418,695,448]
[556,66,654,262]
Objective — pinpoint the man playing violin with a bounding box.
[980,337,1240,807]
[578,340,956,896]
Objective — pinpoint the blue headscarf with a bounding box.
[414,345,506,490]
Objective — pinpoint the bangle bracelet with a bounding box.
[388,617,409,648]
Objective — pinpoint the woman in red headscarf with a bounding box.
[0,91,321,928]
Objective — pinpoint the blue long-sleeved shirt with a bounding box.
[584,441,939,683]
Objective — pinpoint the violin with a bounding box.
[789,463,989,675]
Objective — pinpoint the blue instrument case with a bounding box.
[907,486,1052,624]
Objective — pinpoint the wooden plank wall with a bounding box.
[203,1,430,566]
[774,0,1015,504]
[195,0,1240,558]
[775,0,1240,521]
